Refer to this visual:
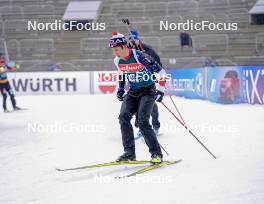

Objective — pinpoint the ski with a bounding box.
[14,107,28,111]
[116,159,182,178]
[56,160,151,171]
[4,108,28,113]
[134,133,163,140]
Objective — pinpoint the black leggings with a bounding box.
[0,81,16,110]
[118,86,162,157]
[135,102,160,130]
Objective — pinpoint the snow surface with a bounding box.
[0,94,263,204]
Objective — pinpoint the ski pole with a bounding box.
[138,129,170,156]
[161,101,217,159]
[169,95,186,124]
[159,142,169,156]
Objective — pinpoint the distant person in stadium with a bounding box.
[109,32,166,163]
[128,29,163,139]
[0,55,21,112]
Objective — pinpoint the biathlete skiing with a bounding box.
[109,32,167,163]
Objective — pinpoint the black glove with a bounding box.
[155,90,164,102]
[117,88,125,101]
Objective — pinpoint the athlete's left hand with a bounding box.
[155,90,164,102]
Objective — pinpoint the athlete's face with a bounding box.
[112,46,129,59]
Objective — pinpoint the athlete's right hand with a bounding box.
[117,88,125,101]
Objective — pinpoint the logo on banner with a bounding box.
[11,77,77,93]
[244,68,264,104]
[219,70,240,103]
[195,73,203,97]
[171,73,204,96]
[97,72,117,94]
[119,63,145,72]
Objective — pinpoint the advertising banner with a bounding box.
[8,71,90,95]
[7,67,264,105]
[206,66,243,104]
[166,68,206,99]
[241,66,264,104]
[93,71,118,94]
[167,66,264,104]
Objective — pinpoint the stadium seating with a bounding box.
[20,39,55,59]
[168,1,199,16]
[162,56,207,68]
[6,39,21,59]
[194,34,228,55]
[24,5,55,20]
[0,0,261,71]
[80,37,112,59]
[160,36,181,53]
[4,20,38,39]
[111,3,145,18]
[256,33,264,56]
[71,59,114,71]
[144,2,168,17]
[0,5,24,20]
[233,55,264,65]
[0,20,4,37]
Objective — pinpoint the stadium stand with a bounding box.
[0,0,262,71]
[256,32,264,55]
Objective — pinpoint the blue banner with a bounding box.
[166,68,205,99]
[167,66,264,104]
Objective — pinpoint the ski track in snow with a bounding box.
[0,94,263,204]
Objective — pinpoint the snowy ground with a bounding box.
[0,94,263,204]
